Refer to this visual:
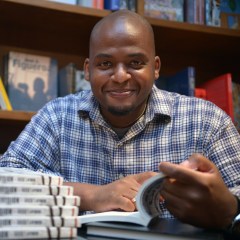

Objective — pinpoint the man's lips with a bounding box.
[106,89,135,98]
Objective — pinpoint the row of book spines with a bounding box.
[0,226,77,239]
[0,216,81,228]
[0,195,81,206]
[51,0,136,11]
[0,205,79,217]
[0,185,74,196]
[0,173,63,185]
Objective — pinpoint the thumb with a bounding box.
[134,171,158,184]
[183,153,217,173]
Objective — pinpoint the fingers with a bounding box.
[133,171,158,184]
[159,154,219,183]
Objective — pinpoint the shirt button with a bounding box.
[119,173,124,179]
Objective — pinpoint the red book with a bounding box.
[194,88,207,99]
[200,73,234,121]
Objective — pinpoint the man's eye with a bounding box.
[99,61,112,68]
[130,60,143,68]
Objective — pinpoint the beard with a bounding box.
[107,105,133,116]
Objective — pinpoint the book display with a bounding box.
[0,167,81,239]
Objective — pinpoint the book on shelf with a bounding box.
[232,81,240,133]
[3,51,58,111]
[0,205,79,217]
[144,0,184,22]
[0,167,63,185]
[0,184,73,196]
[47,0,77,4]
[155,66,195,97]
[58,63,90,97]
[184,0,205,25]
[194,88,207,99]
[198,73,234,121]
[0,226,77,240]
[79,173,165,227]
[77,0,104,9]
[103,0,136,11]
[82,219,224,240]
[205,0,221,27]
[0,215,81,228]
[0,76,12,110]
[220,0,240,29]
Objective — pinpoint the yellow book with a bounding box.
[0,76,12,110]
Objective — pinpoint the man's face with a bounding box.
[85,18,160,119]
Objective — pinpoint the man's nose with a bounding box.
[111,64,131,83]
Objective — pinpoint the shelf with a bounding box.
[0,110,35,153]
[0,0,110,56]
[0,110,35,122]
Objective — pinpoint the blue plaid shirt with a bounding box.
[1,85,240,217]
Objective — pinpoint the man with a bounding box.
[0,10,240,232]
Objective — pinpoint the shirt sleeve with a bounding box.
[0,101,62,176]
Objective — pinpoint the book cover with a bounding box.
[4,51,58,111]
[200,73,234,121]
[58,64,90,97]
[0,184,73,196]
[0,195,81,206]
[155,66,195,96]
[0,76,12,110]
[0,167,63,185]
[144,0,184,22]
[83,219,224,240]
[78,0,103,9]
[0,205,79,217]
[104,0,120,10]
[184,0,205,24]
[58,63,76,97]
[119,0,136,11]
[232,81,240,133]
[220,0,240,29]
[0,226,77,239]
[0,215,81,228]
[194,88,207,99]
[47,0,77,4]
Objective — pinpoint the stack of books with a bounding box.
[0,167,81,239]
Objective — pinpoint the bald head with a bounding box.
[89,10,156,56]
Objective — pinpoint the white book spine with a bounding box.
[0,185,73,196]
[0,174,63,186]
[0,216,81,228]
[0,195,81,206]
[0,167,64,185]
[0,227,77,239]
[0,205,79,217]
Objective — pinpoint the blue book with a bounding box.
[104,0,120,10]
[155,67,195,97]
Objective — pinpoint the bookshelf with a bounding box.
[0,0,240,153]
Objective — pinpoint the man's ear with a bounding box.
[84,58,90,81]
[154,56,161,80]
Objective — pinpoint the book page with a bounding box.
[136,173,165,221]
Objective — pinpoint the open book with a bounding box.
[78,172,166,227]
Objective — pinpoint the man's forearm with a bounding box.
[63,182,100,211]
